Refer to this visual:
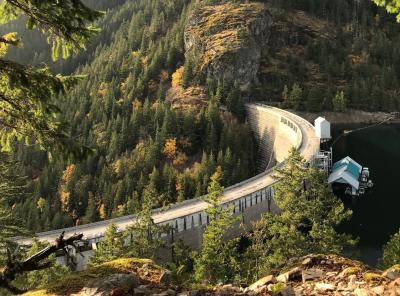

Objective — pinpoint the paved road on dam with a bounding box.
[15,104,320,245]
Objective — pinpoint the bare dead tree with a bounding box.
[0,232,83,294]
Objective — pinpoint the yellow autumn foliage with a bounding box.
[171,66,184,88]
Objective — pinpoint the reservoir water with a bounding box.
[332,123,400,266]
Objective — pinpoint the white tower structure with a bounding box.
[314,117,332,173]
[315,117,331,141]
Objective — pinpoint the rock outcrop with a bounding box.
[23,255,400,296]
[245,254,400,296]
[184,2,271,92]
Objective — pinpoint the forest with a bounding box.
[2,0,400,232]
[3,0,257,231]
[1,0,400,294]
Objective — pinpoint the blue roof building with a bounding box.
[328,157,362,192]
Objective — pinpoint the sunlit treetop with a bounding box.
[0,0,103,59]
[373,0,400,22]
[0,1,102,157]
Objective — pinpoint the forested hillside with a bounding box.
[6,0,257,231]
[256,0,400,111]
[4,0,400,232]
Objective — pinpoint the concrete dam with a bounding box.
[15,104,321,270]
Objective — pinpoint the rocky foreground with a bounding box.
[24,255,400,296]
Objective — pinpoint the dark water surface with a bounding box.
[332,123,400,266]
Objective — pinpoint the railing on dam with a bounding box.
[14,104,321,269]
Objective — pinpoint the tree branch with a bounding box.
[0,232,83,294]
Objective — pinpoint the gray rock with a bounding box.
[152,290,176,296]
[301,258,312,265]
[184,3,272,93]
[177,291,199,296]
[80,273,139,296]
[276,285,296,296]
[159,270,172,285]
[248,274,276,291]
[315,282,335,291]
[277,267,301,283]
[383,266,400,280]
[302,269,323,282]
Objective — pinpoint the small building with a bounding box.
[315,117,331,141]
[328,157,362,196]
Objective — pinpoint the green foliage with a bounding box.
[373,0,400,21]
[194,167,240,284]
[0,154,27,252]
[257,1,400,111]
[125,184,170,259]
[305,86,324,112]
[381,229,400,268]
[332,90,347,112]
[10,238,69,291]
[243,149,356,277]
[4,0,257,232]
[88,223,126,267]
[282,83,302,110]
[0,0,102,59]
[167,239,196,285]
[0,0,101,156]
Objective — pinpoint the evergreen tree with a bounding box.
[282,85,290,107]
[126,184,170,259]
[0,0,101,154]
[381,229,400,268]
[194,167,239,284]
[0,154,27,250]
[332,90,347,112]
[88,223,126,267]
[289,83,303,110]
[244,149,356,275]
[373,0,400,21]
[305,86,324,112]
[182,56,194,88]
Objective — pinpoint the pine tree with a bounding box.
[289,83,303,110]
[373,0,400,22]
[0,154,27,250]
[305,86,324,112]
[126,184,169,259]
[332,90,347,112]
[244,149,356,274]
[194,167,239,284]
[88,223,126,267]
[0,0,102,154]
[381,229,400,268]
[282,85,290,107]
[182,56,194,88]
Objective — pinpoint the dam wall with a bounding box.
[15,104,320,271]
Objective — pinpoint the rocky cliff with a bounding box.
[23,254,400,296]
[184,2,271,92]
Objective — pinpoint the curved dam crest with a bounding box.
[15,104,321,270]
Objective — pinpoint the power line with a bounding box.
[330,115,395,149]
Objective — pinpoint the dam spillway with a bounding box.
[15,104,321,270]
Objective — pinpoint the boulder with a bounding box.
[248,274,276,291]
[315,282,335,291]
[79,273,139,296]
[159,270,172,285]
[184,2,272,92]
[383,265,400,280]
[277,267,302,283]
[301,269,323,282]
